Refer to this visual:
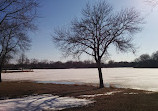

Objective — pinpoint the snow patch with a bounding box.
[145,92,155,94]
[0,94,93,111]
[79,91,121,98]
[124,92,138,95]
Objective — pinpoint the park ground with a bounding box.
[0,81,158,111]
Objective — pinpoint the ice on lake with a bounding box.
[2,68,158,91]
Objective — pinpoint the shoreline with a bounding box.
[2,79,157,92]
[0,80,151,99]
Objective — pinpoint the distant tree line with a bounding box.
[107,60,134,67]
[3,50,158,70]
[134,51,158,68]
[4,59,97,69]
[4,60,134,69]
[3,54,133,69]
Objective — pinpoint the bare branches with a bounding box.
[0,0,38,30]
[52,1,143,88]
[52,1,143,63]
[0,0,38,66]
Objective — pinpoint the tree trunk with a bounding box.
[0,56,5,83]
[97,60,104,88]
[0,65,2,83]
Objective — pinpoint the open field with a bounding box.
[0,81,158,111]
[2,68,158,91]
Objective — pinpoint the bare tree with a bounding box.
[0,0,38,82]
[17,53,29,70]
[52,1,143,88]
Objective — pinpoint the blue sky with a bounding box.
[25,0,158,62]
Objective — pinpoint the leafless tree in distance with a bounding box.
[17,53,29,71]
[52,1,143,88]
[0,0,38,82]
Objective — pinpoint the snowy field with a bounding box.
[2,68,158,91]
[0,94,93,111]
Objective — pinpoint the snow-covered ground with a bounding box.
[0,94,93,111]
[2,68,158,91]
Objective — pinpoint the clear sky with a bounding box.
[25,0,158,62]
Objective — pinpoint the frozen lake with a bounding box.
[2,68,158,92]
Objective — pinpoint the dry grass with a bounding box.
[0,81,158,111]
[0,81,110,99]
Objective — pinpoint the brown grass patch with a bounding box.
[0,81,115,99]
[0,81,158,111]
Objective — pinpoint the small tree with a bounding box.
[52,1,143,88]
